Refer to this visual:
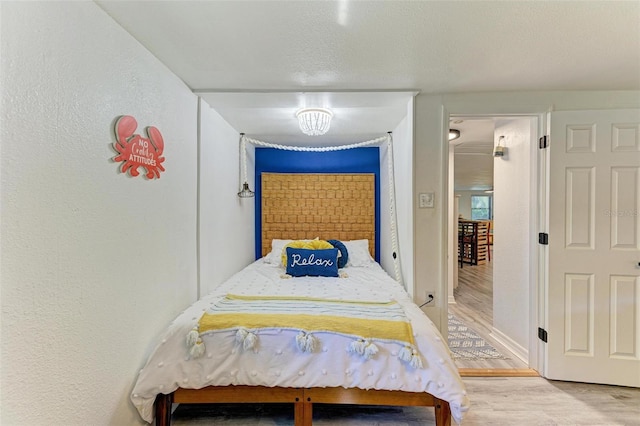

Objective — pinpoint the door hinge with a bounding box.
[539,135,549,149]
[538,327,548,343]
[539,232,549,245]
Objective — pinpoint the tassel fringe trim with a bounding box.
[187,328,423,368]
[186,327,206,359]
[235,327,258,350]
[398,345,422,368]
[296,331,318,352]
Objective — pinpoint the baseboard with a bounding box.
[448,295,457,304]
[459,368,539,377]
[490,327,528,364]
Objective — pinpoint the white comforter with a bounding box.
[131,260,470,423]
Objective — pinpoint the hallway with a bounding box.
[449,254,531,371]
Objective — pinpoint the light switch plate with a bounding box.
[419,192,434,208]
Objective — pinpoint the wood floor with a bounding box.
[449,249,532,371]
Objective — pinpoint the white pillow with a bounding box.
[262,239,293,264]
[344,239,375,267]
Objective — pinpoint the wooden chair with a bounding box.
[458,221,478,267]
[486,220,492,261]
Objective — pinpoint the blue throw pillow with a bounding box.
[285,247,339,277]
[327,239,349,269]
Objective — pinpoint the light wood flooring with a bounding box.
[449,249,532,371]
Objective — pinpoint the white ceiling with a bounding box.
[96,1,639,185]
[97,1,639,94]
[450,118,496,191]
[199,91,415,145]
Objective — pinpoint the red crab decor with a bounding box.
[113,115,165,179]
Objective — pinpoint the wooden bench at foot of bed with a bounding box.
[155,385,451,426]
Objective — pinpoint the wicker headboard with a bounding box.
[261,173,375,258]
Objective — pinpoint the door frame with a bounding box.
[442,106,548,373]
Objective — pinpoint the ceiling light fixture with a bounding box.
[449,129,461,141]
[296,108,333,136]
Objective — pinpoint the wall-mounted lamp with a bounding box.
[237,182,254,198]
[449,129,461,141]
[237,133,255,198]
[494,136,507,157]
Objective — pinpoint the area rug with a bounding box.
[447,314,509,360]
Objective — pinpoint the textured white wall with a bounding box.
[380,98,414,297]
[394,98,415,296]
[198,100,255,296]
[492,118,534,350]
[1,3,197,425]
[414,95,447,328]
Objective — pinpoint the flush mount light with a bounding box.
[449,129,461,141]
[296,108,333,136]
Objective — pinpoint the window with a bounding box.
[471,195,492,220]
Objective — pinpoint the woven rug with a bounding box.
[448,314,508,360]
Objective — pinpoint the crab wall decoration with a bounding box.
[113,115,165,179]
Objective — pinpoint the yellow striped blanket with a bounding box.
[186,294,423,368]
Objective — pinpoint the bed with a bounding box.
[130,173,469,425]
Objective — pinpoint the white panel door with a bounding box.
[548,109,640,387]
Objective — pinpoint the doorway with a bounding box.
[446,114,539,374]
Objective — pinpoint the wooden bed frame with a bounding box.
[154,386,451,426]
[153,173,452,425]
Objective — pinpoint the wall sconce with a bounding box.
[494,136,507,157]
[237,133,255,198]
[237,182,254,198]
